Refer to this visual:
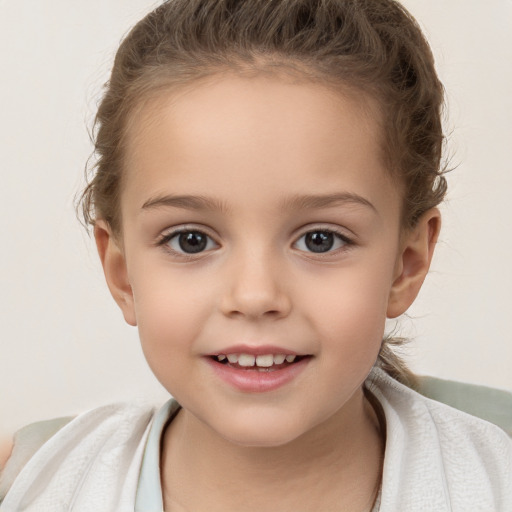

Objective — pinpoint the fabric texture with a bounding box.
[366,370,512,511]
[0,416,74,501]
[1,369,511,511]
[0,404,155,512]
[416,375,512,436]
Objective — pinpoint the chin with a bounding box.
[214,413,312,448]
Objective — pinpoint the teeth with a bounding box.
[255,354,273,367]
[273,354,286,365]
[238,354,256,367]
[220,353,299,367]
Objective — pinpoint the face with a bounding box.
[99,73,436,447]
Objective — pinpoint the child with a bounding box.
[1,0,511,510]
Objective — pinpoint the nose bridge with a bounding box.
[220,240,291,320]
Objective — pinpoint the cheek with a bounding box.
[305,279,389,400]
[306,260,393,319]
[319,288,387,359]
[129,267,213,372]
[300,259,396,356]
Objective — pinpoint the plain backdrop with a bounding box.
[1,0,511,434]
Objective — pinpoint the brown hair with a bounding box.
[79,0,447,387]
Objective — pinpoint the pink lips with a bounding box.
[205,345,310,393]
[204,344,300,357]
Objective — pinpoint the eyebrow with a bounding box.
[141,192,376,214]
[279,192,377,213]
[142,194,232,214]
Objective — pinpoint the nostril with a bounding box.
[219,277,292,320]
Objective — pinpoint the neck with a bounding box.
[161,387,384,512]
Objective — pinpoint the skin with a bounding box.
[94,73,440,511]
[0,438,13,471]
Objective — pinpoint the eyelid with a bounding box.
[157,222,219,240]
[293,224,355,242]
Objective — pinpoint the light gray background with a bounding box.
[1,0,511,434]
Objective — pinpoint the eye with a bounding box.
[294,229,350,254]
[161,229,218,255]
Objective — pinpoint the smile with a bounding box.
[206,350,311,392]
[214,353,302,370]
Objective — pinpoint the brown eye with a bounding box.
[294,230,350,254]
[164,230,217,254]
[305,232,334,253]
[178,232,207,253]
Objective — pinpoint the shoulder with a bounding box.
[0,416,74,504]
[0,402,157,507]
[367,368,512,510]
[416,374,512,436]
[368,367,512,446]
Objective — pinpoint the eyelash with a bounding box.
[156,226,354,260]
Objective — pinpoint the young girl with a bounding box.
[1,0,511,510]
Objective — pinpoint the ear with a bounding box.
[94,220,137,326]
[387,208,441,319]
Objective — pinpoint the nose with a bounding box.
[219,247,292,320]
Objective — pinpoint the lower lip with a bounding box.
[205,357,310,393]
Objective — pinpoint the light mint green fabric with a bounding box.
[416,376,512,437]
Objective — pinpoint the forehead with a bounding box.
[121,73,397,220]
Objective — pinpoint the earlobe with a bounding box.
[94,221,137,326]
[387,208,441,319]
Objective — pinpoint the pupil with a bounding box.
[305,231,334,253]
[179,232,207,253]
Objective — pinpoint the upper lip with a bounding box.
[204,344,304,356]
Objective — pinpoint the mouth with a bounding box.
[210,353,310,372]
[205,349,312,392]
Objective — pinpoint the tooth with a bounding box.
[256,354,273,367]
[273,354,286,365]
[227,354,239,363]
[238,354,256,367]
[217,355,226,361]
[285,355,296,363]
